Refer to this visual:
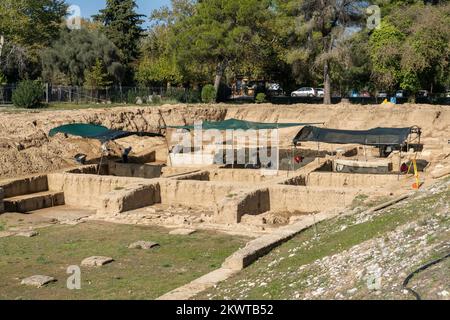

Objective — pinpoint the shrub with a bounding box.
[12,80,43,108]
[217,83,232,102]
[185,90,201,103]
[150,94,162,105]
[126,88,150,104]
[201,84,217,103]
[166,87,186,102]
[126,90,139,104]
[255,93,267,104]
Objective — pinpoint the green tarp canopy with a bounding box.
[49,123,163,142]
[166,118,323,131]
[293,126,416,146]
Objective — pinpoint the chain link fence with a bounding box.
[0,85,202,105]
[1,84,449,106]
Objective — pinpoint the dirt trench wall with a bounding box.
[1,103,449,178]
[0,175,48,198]
[174,171,210,181]
[306,172,402,188]
[100,182,160,215]
[107,161,163,179]
[208,169,277,183]
[268,185,358,213]
[47,173,152,209]
[215,188,271,224]
[159,180,248,209]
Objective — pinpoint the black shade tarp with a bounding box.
[293,126,414,146]
[49,123,164,142]
[166,118,323,131]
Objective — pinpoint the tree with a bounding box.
[135,0,195,87]
[84,58,112,101]
[41,29,124,86]
[172,0,276,93]
[369,3,450,94]
[0,0,68,80]
[0,71,7,85]
[93,0,144,67]
[277,0,365,104]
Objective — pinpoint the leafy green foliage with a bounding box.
[12,80,43,108]
[171,0,277,90]
[369,4,450,93]
[278,0,366,103]
[0,72,7,85]
[41,29,124,86]
[0,0,68,81]
[255,93,267,104]
[84,59,113,89]
[135,55,182,86]
[201,85,217,103]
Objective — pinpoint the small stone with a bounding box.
[347,288,358,295]
[81,256,114,267]
[169,228,197,236]
[21,275,56,288]
[146,207,157,214]
[16,231,39,238]
[438,290,449,297]
[128,241,160,250]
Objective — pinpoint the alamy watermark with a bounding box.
[67,265,81,290]
[66,5,82,30]
[169,122,280,176]
[367,5,381,30]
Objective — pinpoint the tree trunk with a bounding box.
[214,62,226,95]
[323,60,331,105]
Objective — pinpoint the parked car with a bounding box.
[395,90,409,98]
[349,89,359,98]
[315,88,324,97]
[267,83,284,96]
[417,90,429,98]
[377,91,388,98]
[291,87,316,97]
[360,90,371,98]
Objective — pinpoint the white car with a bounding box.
[291,87,316,97]
[315,88,324,97]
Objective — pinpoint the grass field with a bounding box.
[0,221,248,300]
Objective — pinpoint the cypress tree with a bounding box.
[94,0,144,83]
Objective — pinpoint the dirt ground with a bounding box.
[0,103,449,178]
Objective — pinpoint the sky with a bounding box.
[68,0,171,28]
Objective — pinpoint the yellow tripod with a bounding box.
[407,158,421,190]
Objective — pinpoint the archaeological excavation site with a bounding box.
[1,103,449,300]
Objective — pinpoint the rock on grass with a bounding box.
[81,256,114,267]
[128,241,160,250]
[21,275,56,288]
[169,229,197,236]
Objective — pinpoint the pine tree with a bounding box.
[84,59,112,101]
[93,0,145,65]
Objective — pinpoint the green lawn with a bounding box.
[0,221,248,300]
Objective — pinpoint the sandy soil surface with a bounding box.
[0,103,449,179]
